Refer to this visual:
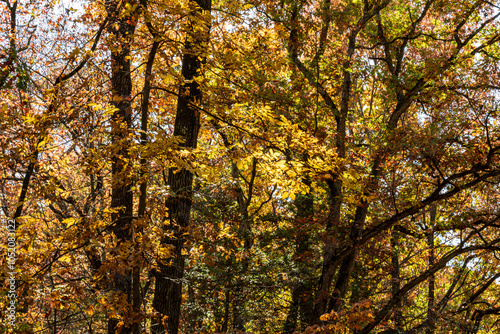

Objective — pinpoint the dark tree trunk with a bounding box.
[283,177,315,333]
[222,288,230,332]
[329,224,361,314]
[151,1,211,333]
[391,230,404,330]
[314,176,342,321]
[105,1,139,333]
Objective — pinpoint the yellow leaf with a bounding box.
[63,218,78,228]
[85,305,95,316]
[37,140,46,150]
[59,255,71,263]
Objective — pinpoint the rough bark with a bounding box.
[151,1,211,333]
[105,1,139,333]
[283,177,315,333]
[391,230,404,330]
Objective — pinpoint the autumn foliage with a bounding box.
[1,0,500,333]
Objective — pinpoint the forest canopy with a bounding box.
[1,0,500,333]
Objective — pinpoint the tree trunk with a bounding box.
[222,289,230,332]
[314,176,342,321]
[391,230,404,330]
[151,1,211,333]
[283,177,314,333]
[105,1,139,333]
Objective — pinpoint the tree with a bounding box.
[105,0,141,333]
[2,0,500,333]
[151,1,212,333]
